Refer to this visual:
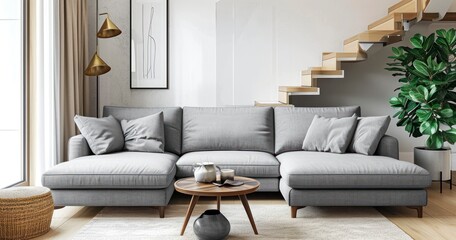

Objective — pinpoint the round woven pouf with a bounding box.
[0,187,54,240]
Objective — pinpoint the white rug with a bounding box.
[73,204,411,240]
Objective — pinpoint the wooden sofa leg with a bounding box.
[407,206,423,218]
[159,206,165,218]
[291,206,305,218]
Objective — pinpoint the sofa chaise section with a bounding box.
[274,106,432,218]
[42,106,183,218]
[177,107,280,191]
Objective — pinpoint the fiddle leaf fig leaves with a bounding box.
[413,60,429,77]
[386,29,456,149]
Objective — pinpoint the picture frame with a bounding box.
[130,0,168,89]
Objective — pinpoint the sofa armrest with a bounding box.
[68,134,92,160]
[374,135,399,159]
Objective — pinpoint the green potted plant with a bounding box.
[386,28,456,184]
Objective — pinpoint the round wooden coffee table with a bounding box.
[174,176,260,236]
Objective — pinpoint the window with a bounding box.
[0,0,26,188]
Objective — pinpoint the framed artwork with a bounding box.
[130,0,168,89]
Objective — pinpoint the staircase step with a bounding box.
[388,0,419,14]
[368,13,418,31]
[302,68,344,78]
[344,30,404,45]
[278,86,320,104]
[254,101,293,107]
[322,52,367,61]
[322,52,367,70]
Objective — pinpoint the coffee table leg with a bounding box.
[217,196,221,210]
[180,195,200,236]
[239,194,258,234]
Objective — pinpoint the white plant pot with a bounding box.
[414,147,452,181]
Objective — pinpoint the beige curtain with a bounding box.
[59,0,91,162]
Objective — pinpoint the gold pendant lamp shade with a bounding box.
[97,14,122,38]
[84,51,111,76]
[84,13,121,76]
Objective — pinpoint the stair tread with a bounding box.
[322,52,367,61]
[344,30,404,45]
[279,86,319,93]
[302,68,344,76]
[368,13,418,30]
[388,0,417,14]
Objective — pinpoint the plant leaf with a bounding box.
[391,47,402,57]
[389,97,402,107]
[413,60,429,77]
[420,119,438,135]
[416,109,432,122]
[444,129,456,144]
[410,35,423,48]
[423,33,435,51]
[426,132,443,149]
[439,108,453,118]
[416,85,429,100]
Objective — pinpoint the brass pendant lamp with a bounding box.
[84,50,111,76]
[97,13,122,38]
[84,13,121,76]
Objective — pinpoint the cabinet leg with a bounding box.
[450,171,452,190]
[440,171,443,194]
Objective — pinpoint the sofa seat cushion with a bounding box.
[277,151,431,189]
[42,152,178,189]
[176,151,280,178]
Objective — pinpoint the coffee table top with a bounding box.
[174,176,260,197]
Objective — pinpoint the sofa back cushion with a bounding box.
[103,106,182,155]
[182,107,274,154]
[274,106,360,154]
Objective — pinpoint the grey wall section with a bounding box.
[292,22,456,154]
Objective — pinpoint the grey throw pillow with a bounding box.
[74,115,124,155]
[348,116,391,155]
[302,114,358,153]
[121,112,165,153]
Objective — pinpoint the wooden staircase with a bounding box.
[272,0,455,105]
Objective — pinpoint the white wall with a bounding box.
[92,0,456,162]
[216,0,399,105]
[96,0,217,113]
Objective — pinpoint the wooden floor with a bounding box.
[35,175,456,240]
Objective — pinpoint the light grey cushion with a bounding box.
[348,116,391,155]
[277,151,431,189]
[42,152,178,189]
[274,106,361,155]
[176,151,280,178]
[121,112,165,153]
[302,115,358,153]
[182,107,274,154]
[103,106,182,155]
[74,115,124,155]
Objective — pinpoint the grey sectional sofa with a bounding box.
[42,106,431,218]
